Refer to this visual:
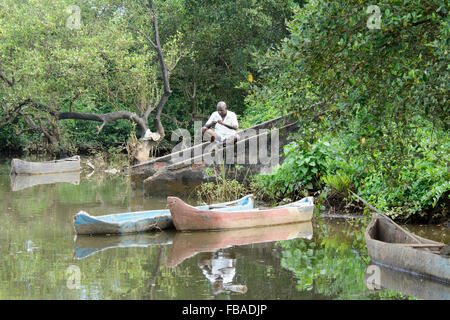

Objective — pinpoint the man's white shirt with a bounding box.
[205,110,239,141]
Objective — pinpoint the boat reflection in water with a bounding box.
[74,230,176,259]
[10,171,80,191]
[74,222,312,263]
[74,222,313,295]
[364,262,450,300]
[166,222,313,267]
[168,222,313,296]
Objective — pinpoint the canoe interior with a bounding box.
[277,196,313,208]
[367,214,437,245]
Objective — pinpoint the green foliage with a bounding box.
[322,171,353,197]
[244,0,449,172]
[243,0,449,221]
[0,0,298,154]
[251,140,329,202]
[322,127,450,221]
[168,0,298,125]
[195,165,248,203]
[0,122,24,152]
[0,0,184,154]
[358,157,449,222]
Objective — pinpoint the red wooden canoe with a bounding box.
[167,196,314,231]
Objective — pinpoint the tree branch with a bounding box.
[19,112,57,145]
[133,27,157,49]
[149,0,172,138]
[58,110,149,136]
[0,99,32,127]
[0,66,14,88]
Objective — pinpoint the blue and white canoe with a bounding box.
[73,194,254,235]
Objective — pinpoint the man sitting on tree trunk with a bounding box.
[202,101,239,145]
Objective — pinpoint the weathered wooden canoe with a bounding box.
[167,222,313,267]
[365,213,450,284]
[74,194,254,235]
[10,156,81,175]
[168,196,314,231]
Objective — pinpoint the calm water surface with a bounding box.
[0,157,449,300]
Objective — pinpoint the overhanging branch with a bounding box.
[0,66,14,88]
[58,110,149,136]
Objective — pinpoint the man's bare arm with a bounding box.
[217,120,238,130]
[205,120,218,129]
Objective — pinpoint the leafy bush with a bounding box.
[251,140,329,202]
[195,165,249,203]
[359,158,449,222]
[322,171,353,197]
[195,179,248,204]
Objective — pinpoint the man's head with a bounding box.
[217,101,227,118]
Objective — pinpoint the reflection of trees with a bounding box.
[0,162,161,299]
[148,247,163,300]
[1,173,131,219]
[280,220,414,299]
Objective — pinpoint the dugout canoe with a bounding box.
[365,213,450,284]
[10,156,81,175]
[168,196,314,231]
[167,222,313,267]
[73,194,254,235]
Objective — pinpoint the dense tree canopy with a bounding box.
[0,0,299,156]
[245,0,448,131]
[0,0,183,158]
[170,0,299,118]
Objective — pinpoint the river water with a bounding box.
[0,157,449,300]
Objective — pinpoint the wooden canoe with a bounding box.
[168,196,314,231]
[167,222,313,267]
[365,213,450,284]
[73,194,254,235]
[10,156,81,175]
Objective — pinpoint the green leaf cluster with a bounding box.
[251,140,329,202]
